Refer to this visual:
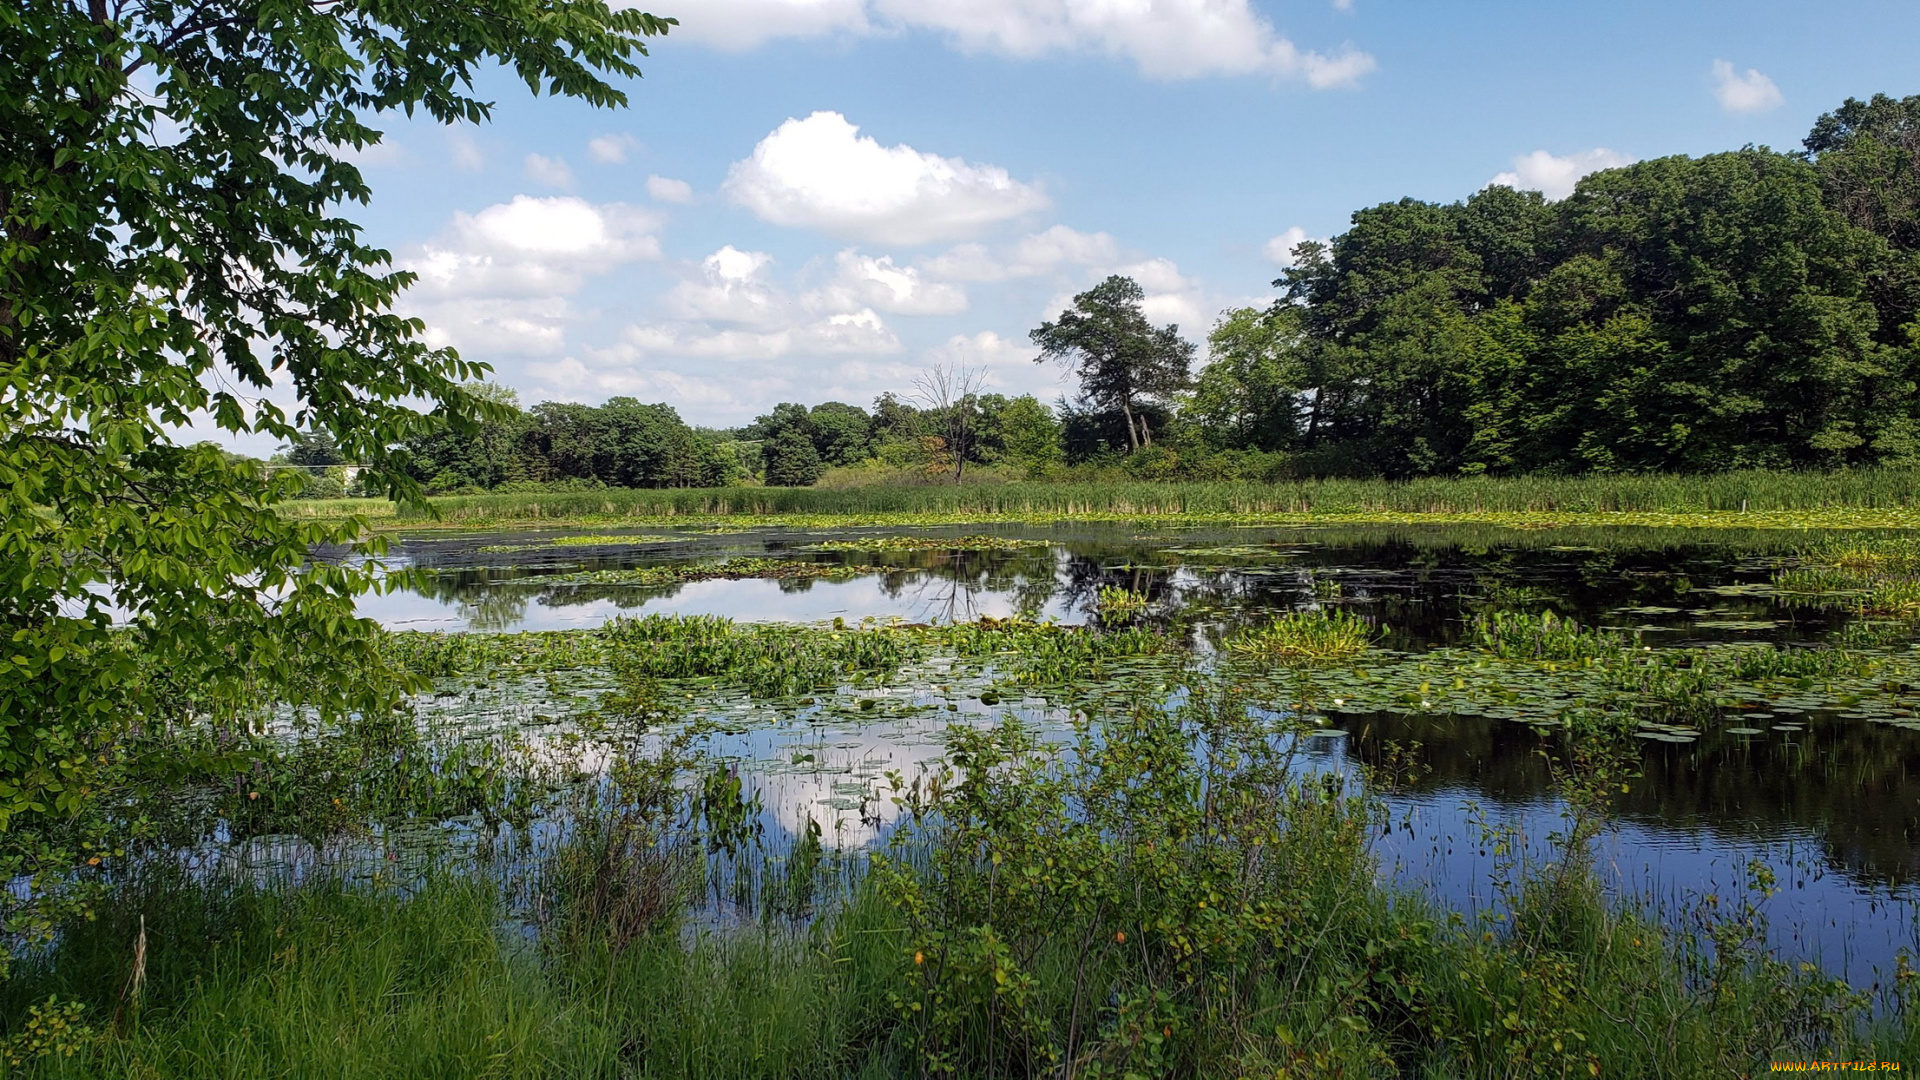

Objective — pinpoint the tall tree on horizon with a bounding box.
[1031,276,1194,452]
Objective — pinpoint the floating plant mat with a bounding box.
[1231,641,1920,732]
[801,534,1049,553]
[488,558,868,588]
[476,534,688,553]
[1161,545,1311,560]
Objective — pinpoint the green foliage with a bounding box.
[1226,608,1378,660]
[405,391,736,493]
[1471,611,1630,661]
[1033,276,1195,453]
[763,427,827,487]
[0,0,669,954]
[1094,585,1150,626]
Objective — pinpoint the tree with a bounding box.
[807,402,874,466]
[0,0,671,924]
[913,363,987,482]
[1032,276,1194,452]
[1188,306,1310,452]
[762,427,825,487]
[976,394,1062,471]
[285,431,345,468]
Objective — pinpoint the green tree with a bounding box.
[0,0,670,935]
[1188,305,1310,452]
[807,401,874,466]
[284,431,345,468]
[762,427,825,487]
[1032,276,1194,452]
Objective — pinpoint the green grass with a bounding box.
[284,469,1920,532]
[8,697,1916,1078]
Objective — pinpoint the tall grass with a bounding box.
[333,468,1920,523]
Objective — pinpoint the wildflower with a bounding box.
[914,951,925,965]
[1115,931,1126,943]
[248,791,259,800]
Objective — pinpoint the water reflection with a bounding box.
[355,521,1920,983]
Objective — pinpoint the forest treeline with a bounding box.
[357,93,1920,494]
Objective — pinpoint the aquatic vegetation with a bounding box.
[1227,608,1378,660]
[476,533,685,553]
[1093,584,1149,625]
[1471,610,1631,661]
[1776,538,1920,616]
[10,685,1907,1077]
[805,534,1046,553]
[495,557,865,588]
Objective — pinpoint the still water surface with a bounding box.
[355,522,1920,984]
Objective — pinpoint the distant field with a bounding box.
[283,471,1920,531]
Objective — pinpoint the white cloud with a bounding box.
[1332,0,1354,11]
[664,246,784,327]
[645,175,696,204]
[587,134,640,164]
[400,196,662,356]
[924,331,1031,372]
[1711,59,1784,114]
[1010,225,1121,271]
[447,132,484,172]
[1263,226,1312,266]
[723,111,1049,245]
[668,0,1374,85]
[523,153,575,189]
[922,226,1118,282]
[810,251,969,315]
[1489,148,1634,201]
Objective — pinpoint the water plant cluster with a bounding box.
[1226,608,1378,660]
[804,534,1049,553]
[1776,537,1920,617]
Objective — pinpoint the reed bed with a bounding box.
[343,469,1920,524]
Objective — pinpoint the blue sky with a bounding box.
[327,0,1920,431]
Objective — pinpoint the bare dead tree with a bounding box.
[912,362,988,483]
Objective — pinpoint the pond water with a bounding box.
[355,522,1920,986]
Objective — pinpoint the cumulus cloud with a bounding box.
[723,111,1049,244]
[645,175,695,204]
[1711,59,1784,114]
[667,0,1374,85]
[1489,148,1635,201]
[620,244,913,367]
[1263,226,1312,266]
[400,196,662,356]
[523,153,575,189]
[587,134,640,164]
[809,251,969,316]
[922,226,1118,282]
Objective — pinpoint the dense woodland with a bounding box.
[377,93,1920,493]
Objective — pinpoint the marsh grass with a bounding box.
[1777,538,1920,616]
[1227,608,1378,660]
[332,469,1920,523]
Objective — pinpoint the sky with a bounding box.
[317,0,1920,435]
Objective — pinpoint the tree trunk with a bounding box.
[1120,399,1139,452]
